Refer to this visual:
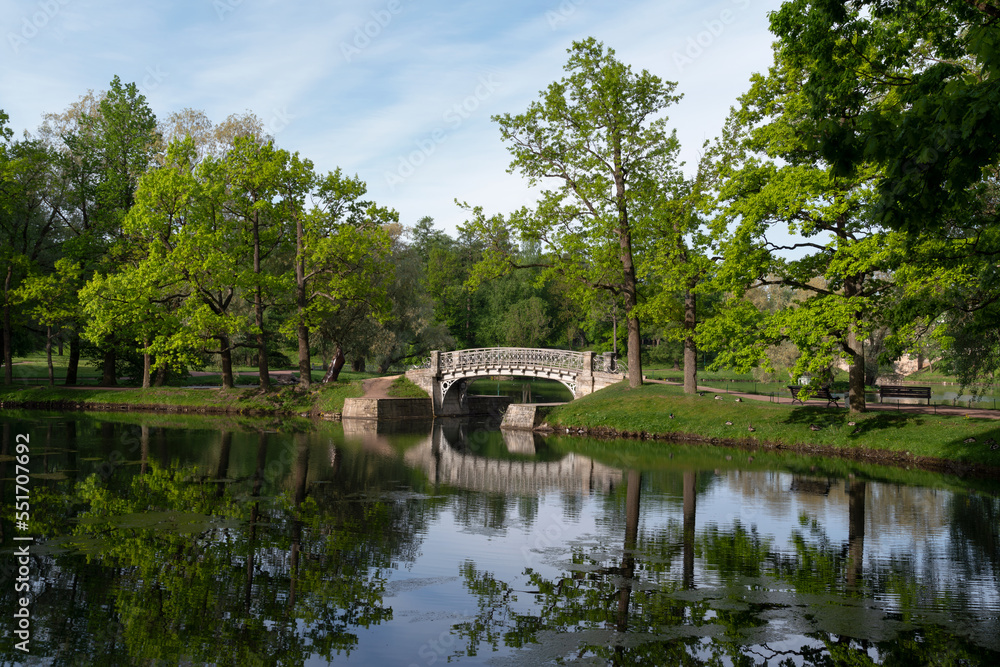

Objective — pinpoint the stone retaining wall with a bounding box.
[342,397,433,420]
[500,404,551,431]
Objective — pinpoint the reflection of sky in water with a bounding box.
[5,414,1000,665]
[350,470,1000,663]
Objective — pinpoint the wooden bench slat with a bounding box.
[878,385,931,404]
[788,385,840,408]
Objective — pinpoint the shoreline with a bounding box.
[4,381,1000,479]
[536,422,1000,480]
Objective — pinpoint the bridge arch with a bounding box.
[406,347,626,417]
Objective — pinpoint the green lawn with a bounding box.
[544,381,1000,468]
[0,379,366,415]
[385,375,430,398]
[5,351,377,388]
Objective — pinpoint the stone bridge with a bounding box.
[405,347,626,416]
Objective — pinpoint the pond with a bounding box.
[1,412,999,665]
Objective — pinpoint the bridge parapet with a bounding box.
[440,347,585,373]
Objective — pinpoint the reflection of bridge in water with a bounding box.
[401,423,623,496]
[341,419,622,495]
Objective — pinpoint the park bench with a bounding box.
[788,385,841,408]
[878,385,932,405]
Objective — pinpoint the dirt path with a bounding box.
[645,378,1000,420]
[361,375,401,399]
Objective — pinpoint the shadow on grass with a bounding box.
[942,428,1000,463]
[782,407,921,434]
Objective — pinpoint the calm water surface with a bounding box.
[1,412,999,665]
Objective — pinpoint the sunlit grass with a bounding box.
[545,381,1000,467]
[0,377,368,416]
[385,375,430,398]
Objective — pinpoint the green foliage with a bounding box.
[770,0,1000,234]
[764,0,1000,399]
[705,43,909,410]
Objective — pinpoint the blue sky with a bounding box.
[2,0,784,237]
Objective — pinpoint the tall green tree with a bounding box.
[637,153,720,394]
[14,259,82,385]
[362,222,455,374]
[107,137,248,388]
[0,131,66,384]
[469,38,684,387]
[706,46,905,412]
[770,0,1000,396]
[296,170,395,378]
[45,77,160,385]
[221,137,291,391]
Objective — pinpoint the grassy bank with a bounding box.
[0,380,365,416]
[544,382,1000,471]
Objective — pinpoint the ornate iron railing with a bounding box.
[440,348,585,373]
[590,355,628,374]
[409,356,432,370]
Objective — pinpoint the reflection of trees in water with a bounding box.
[0,427,439,665]
[949,492,1000,587]
[451,473,1000,664]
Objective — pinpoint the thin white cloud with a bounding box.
[1,0,785,235]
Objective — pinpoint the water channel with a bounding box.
[1,411,999,665]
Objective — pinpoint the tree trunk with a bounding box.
[253,212,271,392]
[612,308,617,356]
[323,346,345,383]
[141,337,151,389]
[46,325,54,387]
[2,265,12,385]
[297,324,311,389]
[846,480,866,590]
[100,348,117,387]
[848,332,866,413]
[295,215,311,389]
[683,287,698,394]
[683,470,696,590]
[844,276,866,413]
[613,135,642,388]
[153,364,168,387]
[219,334,235,389]
[352,356,365,373]
[65,331,79,385]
